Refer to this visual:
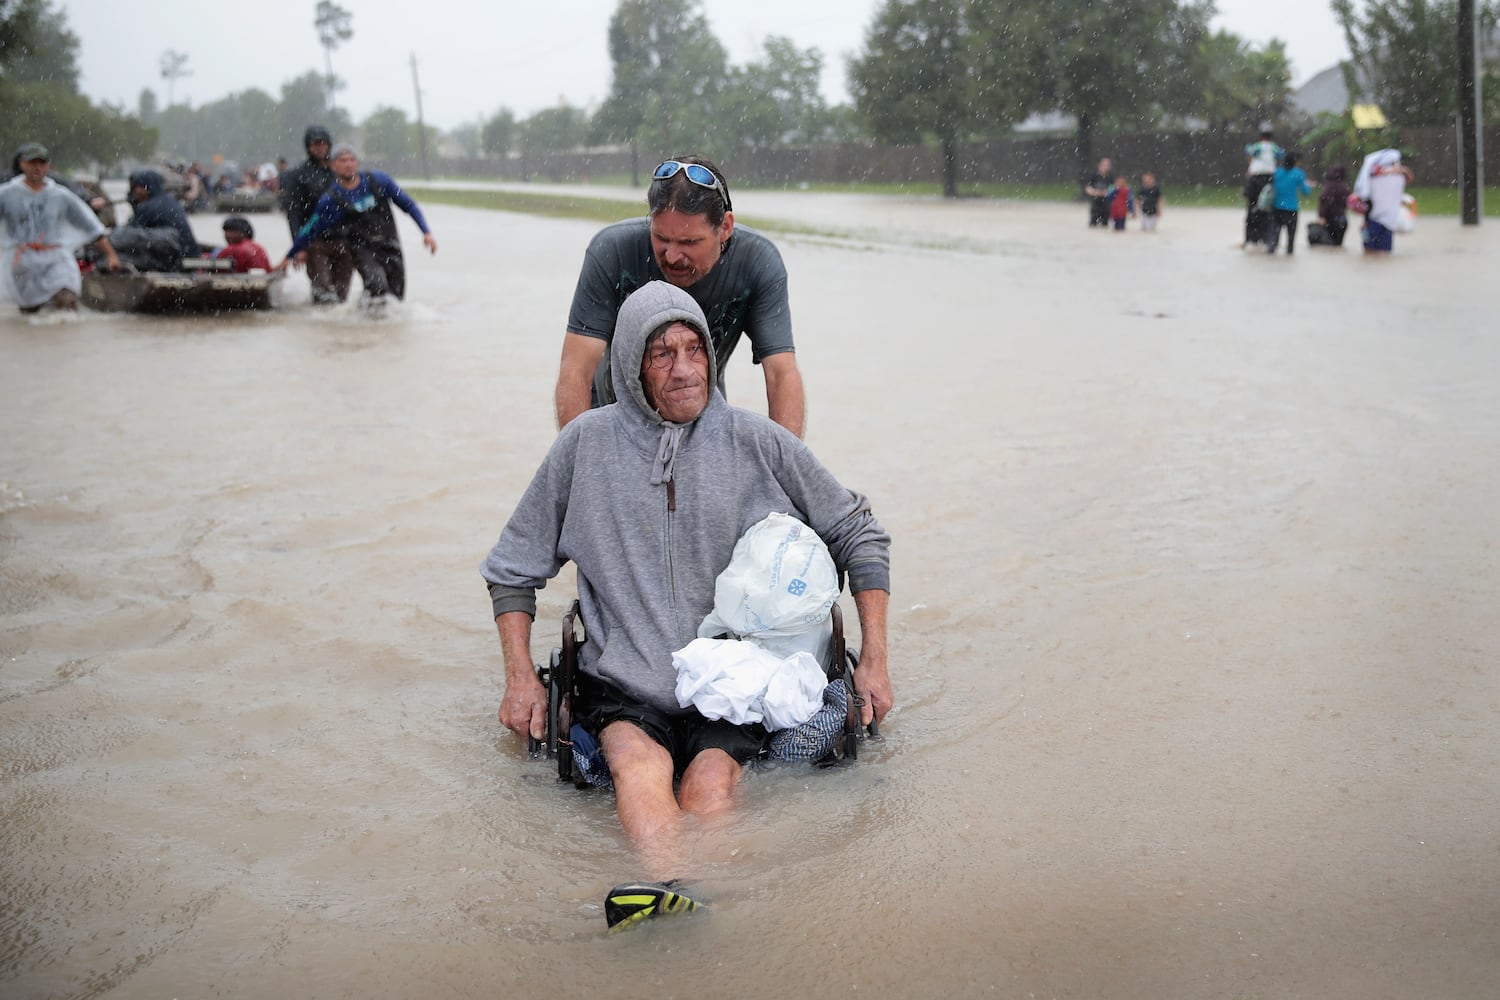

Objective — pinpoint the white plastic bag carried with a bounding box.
[672,637,826,730]
[697,511,839,663]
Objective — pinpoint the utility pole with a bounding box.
[410,53,430,180]
[1458,0,1483,224]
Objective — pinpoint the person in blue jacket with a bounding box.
[1266,151,1314,255]
[124,169,201,259]
[279,145,437,304]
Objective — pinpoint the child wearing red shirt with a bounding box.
[214,216,272,272]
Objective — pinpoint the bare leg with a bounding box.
[600,721,684,875]
[599,723,745,877]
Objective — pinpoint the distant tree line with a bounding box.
[6,0,1495,190]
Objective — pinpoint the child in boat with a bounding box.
[214,216,272,272]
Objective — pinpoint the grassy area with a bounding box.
[403,186,639,224]
[410,180,1500,222]
[404,184,815,239]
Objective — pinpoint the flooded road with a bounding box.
[3,192,1498,998]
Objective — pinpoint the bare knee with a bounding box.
[678,750,742,817]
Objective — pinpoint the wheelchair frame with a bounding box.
[528,600,875,785]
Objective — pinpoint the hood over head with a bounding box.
[128,169,165,198]
[303,125,332,153]
[610,281,720,485]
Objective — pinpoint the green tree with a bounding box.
[719,36,828,148]
[481,107,516,157]
[1,0,79,88]
[314,0,354,109]
[1,0,155,169]
[448,122,482,158]
[138,87,159,124]
[1192,31,1294,129]
[279,70,352,151]
[850,0,1026,197]
[1332,0,1500,125]
[596,0,728,181]
[159,49,190,108]
[199,89,282,163]
[519,103,590,155]
[361,106,415,157]
[991,0,1213,184]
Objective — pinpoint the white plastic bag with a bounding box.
[1395,194,1417,233]
[672,637,826,730]
[698,512,838,662]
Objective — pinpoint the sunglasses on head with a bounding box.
[651,160,731,211]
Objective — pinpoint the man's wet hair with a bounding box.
[647,154,731,228]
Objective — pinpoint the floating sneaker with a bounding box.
[604,880,702,933]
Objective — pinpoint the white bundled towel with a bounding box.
[672,637,827,731]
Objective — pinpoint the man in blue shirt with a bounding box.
[279,145,437,304]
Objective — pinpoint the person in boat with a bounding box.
[279,126,354,305]
[123,168,202,259]
[0,143,122,313]
[213,216,272,273]
[555,154,806,438]
[481,280,892,926]
[277,144,437,307]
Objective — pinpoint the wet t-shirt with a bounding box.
[567,217,793,404]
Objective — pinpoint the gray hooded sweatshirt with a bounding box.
[482,280,890,715]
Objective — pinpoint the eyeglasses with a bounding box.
[646,341,706,371]
[651,160,731,211]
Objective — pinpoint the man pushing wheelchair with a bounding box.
[481,281,893,932]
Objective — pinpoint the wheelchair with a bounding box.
[528,600,878,786]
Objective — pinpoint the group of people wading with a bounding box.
[276,125,438,310]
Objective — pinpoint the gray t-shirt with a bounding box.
[567,217,794,404]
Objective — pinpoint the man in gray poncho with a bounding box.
[482,280,893,928]
[0,143,121,313]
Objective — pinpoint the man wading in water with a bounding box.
[277,145,437,310]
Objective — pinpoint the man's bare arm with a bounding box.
[761,352,806,439]
[92,235,120,270]
[497,611,547,739]
[555,332,608,430]
[851,588,892,726]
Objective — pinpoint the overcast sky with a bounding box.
[61,0,1351,132]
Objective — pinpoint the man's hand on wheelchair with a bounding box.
[852,650,894,728]
[499,674,548,740]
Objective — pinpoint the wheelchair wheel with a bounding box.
[548,648,567,780]
[527,658,552,758]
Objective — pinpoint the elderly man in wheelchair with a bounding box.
[481,280,892,931]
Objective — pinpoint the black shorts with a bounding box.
[578,675,768,776]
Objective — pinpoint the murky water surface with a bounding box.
[3,192,1497,998]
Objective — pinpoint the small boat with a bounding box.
[81,258,284,313]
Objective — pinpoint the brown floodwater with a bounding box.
[3,190,1497,999]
